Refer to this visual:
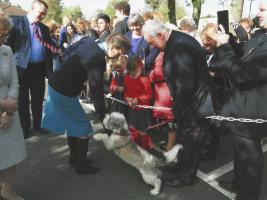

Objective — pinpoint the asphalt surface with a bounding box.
[13,103,267,200]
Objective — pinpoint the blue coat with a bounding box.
[7,16,53,77]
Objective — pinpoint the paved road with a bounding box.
[13,103,267,200]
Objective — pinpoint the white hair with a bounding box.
[178,16,197,32]
[142,19,168,37]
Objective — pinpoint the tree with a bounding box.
[0,0,11,3]
[45,0,62,23]
[102,0,129,19]
[145,0,162,10]
[230,0,244,22]
[167,0,176,25]
[191,0,205,27]
[62,6,84,22]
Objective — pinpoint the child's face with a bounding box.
[109,54,127,72]
[131,64,142,78]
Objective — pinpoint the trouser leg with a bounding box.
[17,69,31,131]
[28,65,45,129]
[234,135,263,200]
[69,137,100,174]
[180,126,206,182]
[67,136,77,166]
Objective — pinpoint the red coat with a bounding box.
[123,74,152,110]
[149,52,174,120]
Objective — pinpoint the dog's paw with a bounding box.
[150,188,160,195]
[93,133,109,141]
[164,144,183,163]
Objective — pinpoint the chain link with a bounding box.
[104,95,267,124]
[104,94,171,111]
[206,115,267,123]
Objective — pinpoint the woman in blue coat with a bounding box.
[42,33,131,174]
[125,13,159,74]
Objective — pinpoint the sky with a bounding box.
[9,0,260,20]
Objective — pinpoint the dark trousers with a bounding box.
[17,63,45,130]
[177,121,207,182]
[234,134,263,200]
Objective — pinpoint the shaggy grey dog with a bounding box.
[93,112,183,195]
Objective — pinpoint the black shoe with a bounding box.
[23,130,30,139]
[164,177,193,187]
[74,163,101,174]
[219,179,237,193]
[69,158,93,167]
[34,127,49,134]
[22,127,30,139]
[201,150,217,161]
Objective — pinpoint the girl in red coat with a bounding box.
[149,52,177,151]
[124,55,153,132]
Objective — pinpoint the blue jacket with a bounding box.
[7,16,53,77]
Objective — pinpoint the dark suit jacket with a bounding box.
[113,17,130,35]
[7,16,53,77]
[99,30,110,43]
[210,29,267,138]
[163,31,212,127]
[125,31,159,73]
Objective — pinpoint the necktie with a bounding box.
[33,23,61,55]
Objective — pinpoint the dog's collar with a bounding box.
[114,130,130,136]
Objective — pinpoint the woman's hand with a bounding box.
[216,25,230,47]
[0,97,18,114]
[0,112,11,129]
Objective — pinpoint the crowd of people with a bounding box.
[1,0,267,200]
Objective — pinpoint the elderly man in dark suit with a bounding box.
[143,20,213,186]
[7,0,53,138]
[208,1,267,199]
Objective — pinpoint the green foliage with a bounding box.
[167,0,176,25]
[157,2,185,22]
[0,0,11,4]
[44,0,62,23]
[62,6,84,22]
[191,0,205,26]
[145,0,163,10]
[102,0,129,19]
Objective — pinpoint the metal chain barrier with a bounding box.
[104,94,267,124]
[206,115,267,123]
[104,94,171,111]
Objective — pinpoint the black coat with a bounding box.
[163,31,212,127]
[51,37,106,120]
[113,17,130,35]
[210,29,267,138]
